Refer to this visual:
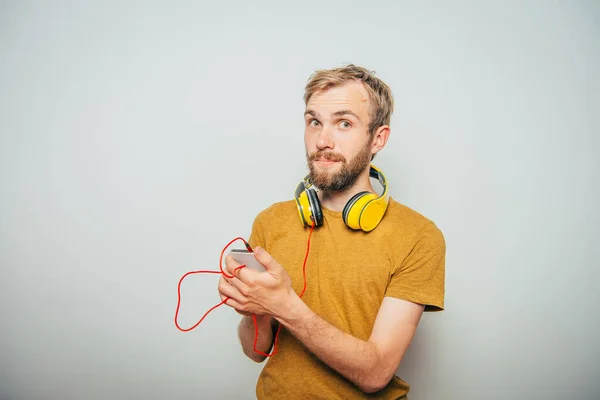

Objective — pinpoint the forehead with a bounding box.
[306,81,370,117]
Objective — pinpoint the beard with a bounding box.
[306,141,372,193]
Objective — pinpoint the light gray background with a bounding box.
[1,1,598,399]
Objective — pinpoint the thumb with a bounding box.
[254,246,281,272]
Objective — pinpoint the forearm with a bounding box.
[276,296,390,393]
[238,314,274,362]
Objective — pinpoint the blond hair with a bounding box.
[303,64,394,137]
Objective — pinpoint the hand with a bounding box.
[220,246,298,319]
[218,274,252,316]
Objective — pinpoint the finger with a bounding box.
[224,254,244,277]
[228,275,251,297]
[235,307,252,316]
[223,297,248,314]
[218,277,247,304]
[218,276,229,302]
[253,246,282,272]
[233,265,262,286]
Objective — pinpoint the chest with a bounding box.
[267,224,395,336]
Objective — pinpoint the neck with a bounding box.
[318,168,375,212]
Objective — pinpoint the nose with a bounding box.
[316,125,334,150]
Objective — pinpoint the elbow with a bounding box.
[249,354,267,363]
[243,348,267,363]
[357,369,395,394]
[358,380,388,394]
[356,348,397,393]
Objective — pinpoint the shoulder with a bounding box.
[250,200,301,248]
[255,200,296,219]
[384,197,439,231]
[384,197,445,245]
[253,200,298,227]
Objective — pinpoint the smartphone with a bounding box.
[228,249,266,272]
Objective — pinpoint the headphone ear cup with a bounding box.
[359,197,388,232]
[342,191,370,229]
[306,188,323,226]
[296,190,313,227]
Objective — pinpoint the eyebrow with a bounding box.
[332,110,360,120]
[304,109,319,118]
[304,109,361,120]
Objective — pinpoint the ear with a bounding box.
[370,125,391,157]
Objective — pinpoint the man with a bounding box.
[217,64,445,399]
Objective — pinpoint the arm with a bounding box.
[218,274,275,362]
[223,247,429,393]
[237,314,276,363]
[278,295,424,393]
[279,222,445,392]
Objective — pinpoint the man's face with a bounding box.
[304,81,374,192]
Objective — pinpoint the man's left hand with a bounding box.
[222,246,298,319]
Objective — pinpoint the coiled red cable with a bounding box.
[174,222,316,357]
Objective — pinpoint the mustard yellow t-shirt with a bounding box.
[248,197,446,399]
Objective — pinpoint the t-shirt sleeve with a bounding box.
[385,222,446,312]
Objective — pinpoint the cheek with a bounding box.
[304,129,316,148]
[331,131,352,152]
[334,133,365,158]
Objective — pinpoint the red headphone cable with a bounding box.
[174,221,316,357]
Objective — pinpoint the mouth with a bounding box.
[309,151,345,167]
[315,159,341,166]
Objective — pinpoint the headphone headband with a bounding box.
[367,164,389,204]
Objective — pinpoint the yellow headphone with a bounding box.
[294,164,390,232]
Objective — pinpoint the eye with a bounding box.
[309,119,320,127]
[339,120,352,129]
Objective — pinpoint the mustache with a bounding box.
[309,150,346,163]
